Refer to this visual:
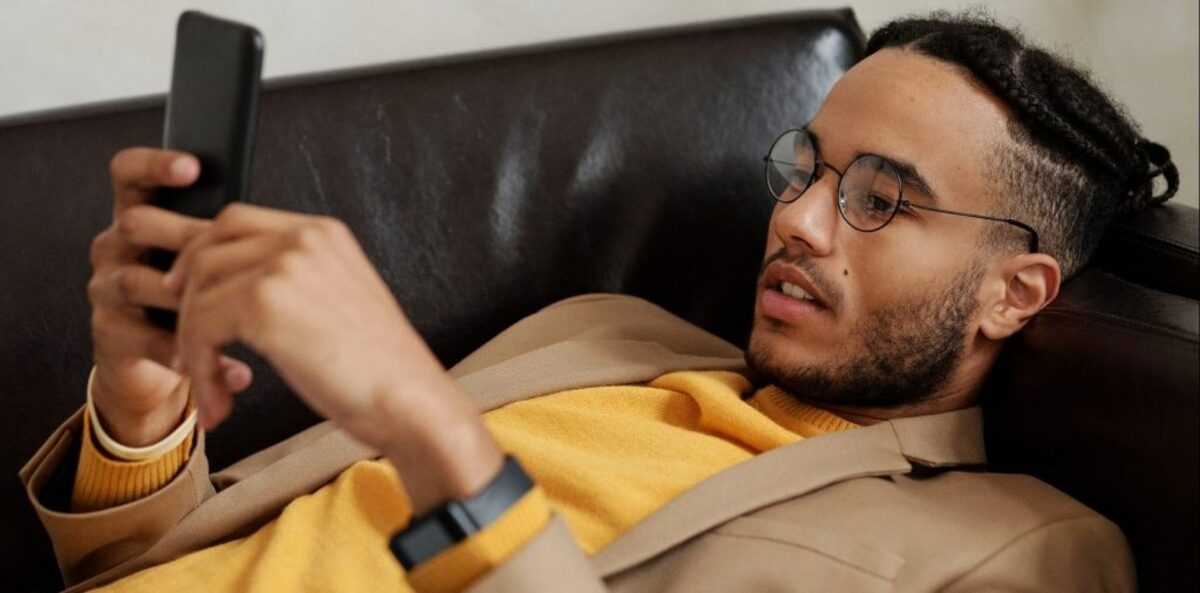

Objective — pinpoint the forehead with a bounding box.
[810,48,1012,208]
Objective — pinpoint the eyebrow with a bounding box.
[803,127,941,204]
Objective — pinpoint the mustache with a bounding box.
[758,248,843,309]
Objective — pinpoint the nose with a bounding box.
[770,164,839,256]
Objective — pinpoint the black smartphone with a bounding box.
[144,11,264,331]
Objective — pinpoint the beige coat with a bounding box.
[22,294,1135,592]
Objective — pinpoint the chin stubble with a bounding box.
[745,263,985,409]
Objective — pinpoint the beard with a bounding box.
[745,256,985,409]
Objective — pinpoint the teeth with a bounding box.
[780,281,815,302]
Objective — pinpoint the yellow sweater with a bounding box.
[76,370,856,592]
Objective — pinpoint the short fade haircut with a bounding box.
[866,12,1179,278]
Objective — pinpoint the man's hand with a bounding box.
[159,197,502,515]
[88,148,254,447]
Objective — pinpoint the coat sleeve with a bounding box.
[941,515,1136,592]
[18,407,217,587]
[465,518,610,593]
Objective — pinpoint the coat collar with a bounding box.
[454,338,747,412]
[587,406,985,576]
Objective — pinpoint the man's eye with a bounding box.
[865,194,895,213]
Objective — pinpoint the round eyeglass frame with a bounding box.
[762,129,1040,253]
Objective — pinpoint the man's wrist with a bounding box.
[377,382,505,517]
[90,368,192,448]
[390,455,535,571]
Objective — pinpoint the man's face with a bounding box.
[746,48,1012,408]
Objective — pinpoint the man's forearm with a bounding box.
[375,373,506,517]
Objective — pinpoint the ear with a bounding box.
[979,253,1061,341]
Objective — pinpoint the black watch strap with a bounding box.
[389,456,533,570]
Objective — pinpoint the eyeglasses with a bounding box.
[763,129,1039,253]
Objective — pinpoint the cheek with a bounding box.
[843,234,963,315]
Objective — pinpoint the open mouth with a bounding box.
[764,280,827,312]
[760,280,828,322]
[762,263,830,307]
[777,281,819,304]
[759,261,834,321]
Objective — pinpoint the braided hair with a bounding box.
[866,12,1179,278]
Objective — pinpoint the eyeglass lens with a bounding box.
[765,130,817,199]
[765,130,905,232]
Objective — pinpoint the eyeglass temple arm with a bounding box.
[904,202,1040,253]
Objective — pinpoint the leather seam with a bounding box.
[1110,226,1198,256]
[1042,307,1197,344]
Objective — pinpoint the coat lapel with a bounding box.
[450,292,749,412]
[457,338,746,412]
[589,422,912,576]
[591,406,988,576]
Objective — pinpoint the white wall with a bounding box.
[2,0,1195,207]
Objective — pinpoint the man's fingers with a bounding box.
[217,355,254,393]
[191,348,233,429]
[89,264,182,310]
[177,271,257,429]
[166,203,322,291]
[110,148,200,217]
[90,226,140,268]
[88,205,209,276]
[91,308,178,370]
[192,351,251,426]
[117,204,211,253]
[175,233,281,294]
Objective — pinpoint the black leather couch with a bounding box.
[1,9,1195,592]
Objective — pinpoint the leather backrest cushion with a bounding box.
[0,9,862,470]
[0,12,863,591]
[985,198,1200,592]
[1096,203,1199,300]
[983,267,1199,593]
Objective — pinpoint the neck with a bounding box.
[808,342,997,426]
[812,387,978,426]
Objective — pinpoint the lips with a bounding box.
[761,260,831,311]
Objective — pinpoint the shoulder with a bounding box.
[919,471,1134,591]
[763,468,1119,541]
[449,293,743,378]
[749,469,1134,591]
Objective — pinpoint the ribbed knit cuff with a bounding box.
[70,406,195,512]
[405,486,553,593]
[86,365,197,461]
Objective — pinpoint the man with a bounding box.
[21,13,1178,593]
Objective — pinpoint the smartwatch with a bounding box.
[389,455,533,570]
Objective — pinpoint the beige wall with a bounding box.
[1085,0,1198,209]
[2,0,1194,206]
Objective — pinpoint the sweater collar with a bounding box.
[747,385,860,437]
